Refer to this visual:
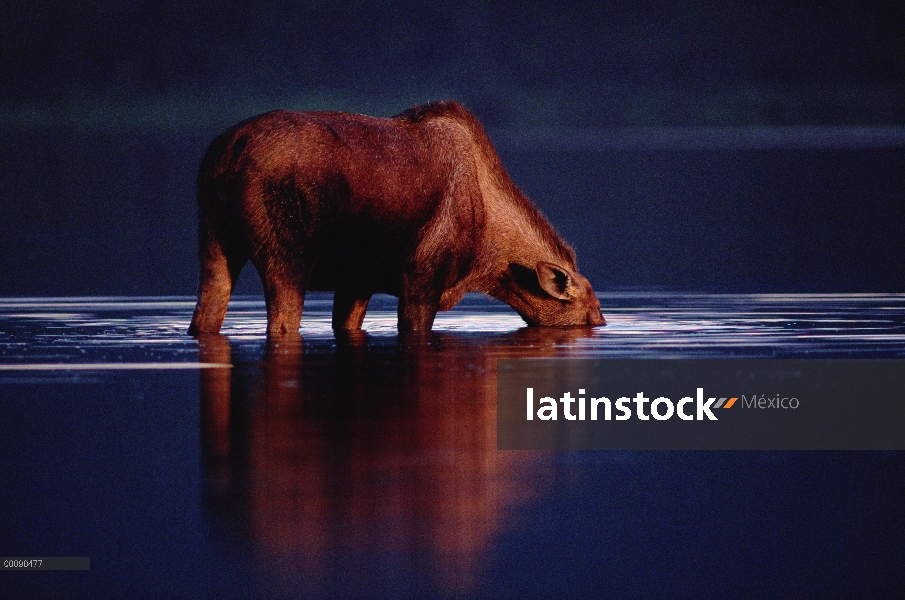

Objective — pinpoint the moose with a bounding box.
[188,101,604,335]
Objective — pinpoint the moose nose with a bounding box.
[587,310,606,326]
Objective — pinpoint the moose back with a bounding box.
[188,101,604,335]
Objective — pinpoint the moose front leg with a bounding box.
[397,298,439,331]
[397,283,441,332]
[332,292,372,331]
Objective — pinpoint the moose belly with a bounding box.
[303,229,410,295]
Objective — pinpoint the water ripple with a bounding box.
[0,293,903,368]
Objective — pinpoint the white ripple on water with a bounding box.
[0,294,903,360]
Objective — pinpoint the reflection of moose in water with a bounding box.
[198,328,596,596]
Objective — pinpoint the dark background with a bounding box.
[2,1,904,295]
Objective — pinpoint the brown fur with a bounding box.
[188,101,604,335]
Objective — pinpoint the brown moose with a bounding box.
[188,101,604,335]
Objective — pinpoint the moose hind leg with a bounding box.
[262,277,306,335]
[332,292,372,331]
[189,233,247,336]
[253,256,310,336]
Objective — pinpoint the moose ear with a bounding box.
[536,262,574,301]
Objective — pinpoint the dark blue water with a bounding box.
[1,294,904,598]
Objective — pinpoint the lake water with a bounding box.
[2,293,904,598]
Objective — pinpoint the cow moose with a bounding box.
[188,101,604,335]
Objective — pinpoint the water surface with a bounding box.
[1,293,903,598]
